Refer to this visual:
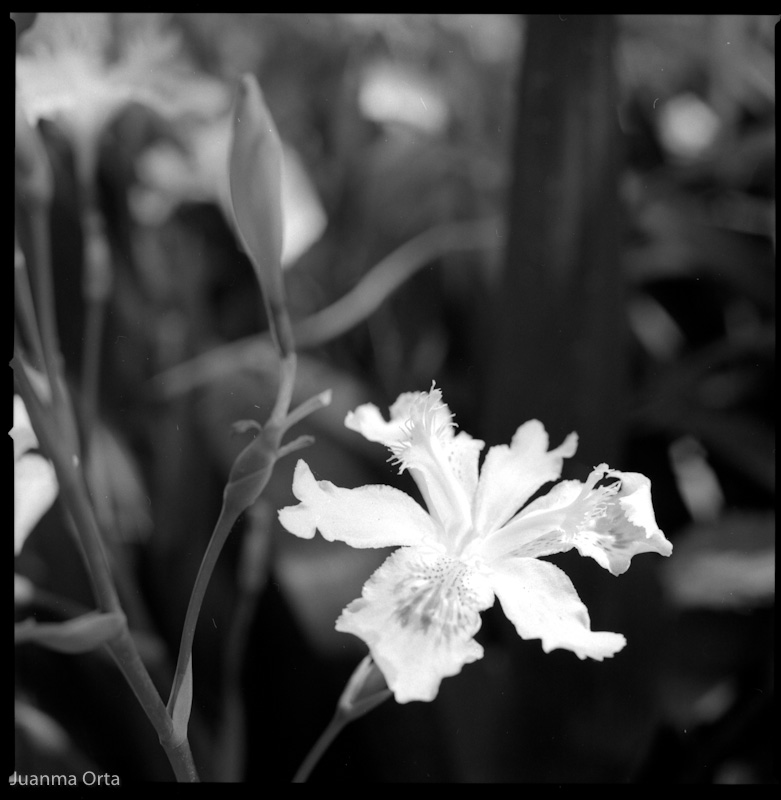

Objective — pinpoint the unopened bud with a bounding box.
[229,74,294,357]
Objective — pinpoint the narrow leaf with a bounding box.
[15,611,125,653]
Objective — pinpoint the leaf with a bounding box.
[15,611,125,653]
[84,420,153,544]
[662,512,774,610]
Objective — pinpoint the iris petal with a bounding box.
[344,401,408,447]
[474,420,577,536]
[336,547,494,703]
[278,460,438,549]
[491,558,626,660]
[347,389,483,539]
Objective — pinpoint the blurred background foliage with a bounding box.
[13,13,775,783]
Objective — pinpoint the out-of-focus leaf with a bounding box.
[15,574,36,607]
[662,512,774,609]
[194,350,377,474]
[84,420,153,543]
[626,194,775,312]
[668,435,725,522]
[15,611,126,653]
[273,537,390,658]
[633,326,773,406]
[15,697,98,777]
[632,324,774,494]
[640,399,774,495]
[628,294,687,361]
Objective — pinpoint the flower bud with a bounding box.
[229,73,294,357]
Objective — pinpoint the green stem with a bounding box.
[14,242,46,374]
[292,656,390,782]
[292,713,348,783]
[14,115,198,782]
[214,537,264,781]
[20,196,69,418]
[168,346,300,715]
[166,740,200,783]
[167,502,244,714]
[80,294,108,445]
[15,161,82,471]
[268,352,297,427]
[14,354,120,613]
[106,628,198,781]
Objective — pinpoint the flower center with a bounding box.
[392,553,489,642]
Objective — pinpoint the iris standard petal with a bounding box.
[278,460,438,548]
[346,389,484,538]
[474,421,578,536]
[490,558,626,660]
[389,389,454,432]
[344,390,455,447]
[336,547,495,703]
[378,390,477,538]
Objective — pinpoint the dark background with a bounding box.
[14,14,775,783]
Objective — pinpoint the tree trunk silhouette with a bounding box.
[484,14,626,471]
[475,15,666,782]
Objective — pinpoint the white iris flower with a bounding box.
[279,387,672,703]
